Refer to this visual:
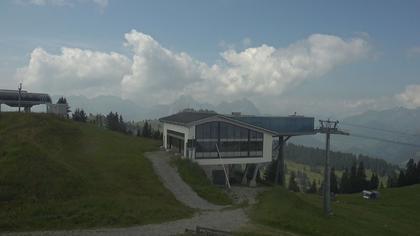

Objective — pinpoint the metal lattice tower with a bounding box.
[318,119,349,216]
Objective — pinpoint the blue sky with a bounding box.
[1,0,420,117]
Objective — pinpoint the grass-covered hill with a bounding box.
[0,113,193,232]
[242,184,420,236]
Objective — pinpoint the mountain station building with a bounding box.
[159,111,315,186]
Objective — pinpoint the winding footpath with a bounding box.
[145,151,223,210]
[2,151,249,236]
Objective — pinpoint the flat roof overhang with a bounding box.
[159,112,317,137]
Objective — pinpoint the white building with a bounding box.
[160,111,315,186]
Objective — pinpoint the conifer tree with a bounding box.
[387,173,398,188]
[417,160,420,183]
[72,108,87,122]
[330,167,339,193]
[368,173,379,190]
[379,181,384,189]
[306,179,318,194]
[340,168,350,193]
[397,170,406,187]
[349,162,358,193]
[405,159,417,185]
[288,171,300,192]
[142,121,151,137]
[357,161,368,191]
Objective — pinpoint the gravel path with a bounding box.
[145,151,223,210]
[229,186,269,205]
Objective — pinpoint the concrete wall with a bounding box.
[46,103,67,117]
[162,122,191,158]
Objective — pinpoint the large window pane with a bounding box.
[195,121,263,159]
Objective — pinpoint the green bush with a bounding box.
[173,157,232,205]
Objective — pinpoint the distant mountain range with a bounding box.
[292,107,420,165]
[53,95,420,164]
[54,94,260,121]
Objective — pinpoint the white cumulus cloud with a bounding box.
[121,31,369,104]
[217,34,368,96]
[16,47,130,97]
[397,84,420,108]
[16,30,370,106]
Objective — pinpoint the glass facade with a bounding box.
[195,121,263,159]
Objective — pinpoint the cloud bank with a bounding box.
[397,84,420,108]
[16,30,370,106]
[16,47,130,97]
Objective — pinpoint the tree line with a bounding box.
[387,158,420,188]
[69,107,162,140]
[271,157,420,194]
[265,158,382,194]
[339,162,380,193]
[282,143,398,176]
[135,120,163,139]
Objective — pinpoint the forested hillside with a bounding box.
[281,143,399,176]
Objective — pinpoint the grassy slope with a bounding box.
[0,113,193,232]
[246,185,420,236]
[172,157,232,205]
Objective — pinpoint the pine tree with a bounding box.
[349,162,358,193]
[106,112,120,132]
[405,159,417,185]
[417,160,420,184]
[136,126,141,137]
[387,173,397,188]
[368,172,379,190]
[357,161,368,191]
[340,168,350,193]
[72,108,87,122]
[306,179,318,194]
[142,121,151,137]
[397,170,406,187]
[288,171,300,192]
[379,181,384,189]
[118,114,127,133]
[330,167,339,193]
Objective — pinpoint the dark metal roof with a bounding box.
[160,111,316,136]
[229,115,315,136]
[159,111,217,125]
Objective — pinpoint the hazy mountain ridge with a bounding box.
[292,107,420,164]
[58,94,261,121]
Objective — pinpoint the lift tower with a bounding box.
[318,119,349,216]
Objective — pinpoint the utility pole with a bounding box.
[18,83,22,112]
[318,119,349,216]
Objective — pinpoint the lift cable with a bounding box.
[348,133,420,148]
[340,122,420,138]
